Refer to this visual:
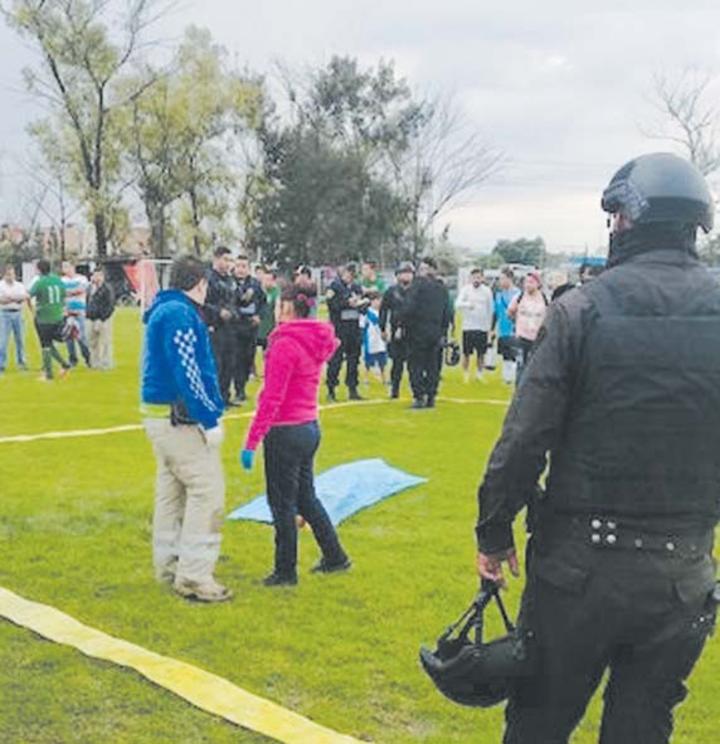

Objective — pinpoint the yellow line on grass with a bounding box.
[0,586,362,744]
[0,397,510,445]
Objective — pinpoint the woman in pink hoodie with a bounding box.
[240,283,351,586]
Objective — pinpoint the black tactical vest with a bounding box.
[547,252,720,526]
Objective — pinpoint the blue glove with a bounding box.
[240,449,255,471]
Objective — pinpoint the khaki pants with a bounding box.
[89,319,113,369]
[144,419,225,584]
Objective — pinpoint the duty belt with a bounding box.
[536,514,714,557]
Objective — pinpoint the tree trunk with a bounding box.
[146,199,167,258]
[189,187,201,255]
[94,212,108,258]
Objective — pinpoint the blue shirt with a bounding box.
[495,288,520,339]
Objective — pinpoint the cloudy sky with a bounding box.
[2,1,720,254]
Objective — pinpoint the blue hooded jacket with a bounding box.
[141,290,224,430]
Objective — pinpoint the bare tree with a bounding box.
[3,0,169,257]
[20,152,82,260]
[644,70,720,176]
[388,94,503,259]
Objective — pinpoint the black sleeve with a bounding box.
[441,289,452,336]
[203,274,222,328]
[475,299,583,553]
[379,288,392,332]
[254,282,267,314]
[326,282,349,314]
[102,285,115,320]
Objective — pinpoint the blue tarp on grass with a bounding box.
[227,458,427,527]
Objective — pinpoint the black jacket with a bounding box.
[400,275,451,346]
[86,283,115,321]
[326,277,366,327]
[233,276,266,334]
[380,283,410,337]
[204,268,236,330]
[476,249,720,554]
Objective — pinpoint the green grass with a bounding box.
[0,308,717,743]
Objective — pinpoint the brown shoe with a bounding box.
[173,578,233,603]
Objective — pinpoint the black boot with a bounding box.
[348,388,364,401]
[425,396,436,409]
[311,556,352,574]
[262,571,298,587]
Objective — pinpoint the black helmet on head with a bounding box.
[419,581,537,707]
[601,152,714,232]
[395,261,415,275]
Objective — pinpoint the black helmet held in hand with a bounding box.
[444,340,461,367]
[601,152,714,232]
[419,581,537,708]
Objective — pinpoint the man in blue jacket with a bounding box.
[141,255,230,602]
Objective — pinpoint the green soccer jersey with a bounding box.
[31,274,66,324]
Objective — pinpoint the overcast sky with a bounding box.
[2,1,720,254]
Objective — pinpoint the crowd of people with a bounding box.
[0,259,116,380]
[133,247,607,602]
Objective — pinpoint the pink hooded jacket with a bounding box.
[244,319,340,451]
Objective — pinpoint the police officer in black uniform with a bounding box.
[400,257,451,409]
[231,254,265,404]
[380,261,415,399]
[204,246,236,405]
[475,153,719,744]
[326,263,367,402]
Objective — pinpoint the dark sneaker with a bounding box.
[348,388,364,401]
[311,557,352,574]
[426,396,436,409]
[390,389,399,399]
[262,572,298,587]
[410,399,425,409]
[327,388,337,403]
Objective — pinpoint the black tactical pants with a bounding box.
[408,339,442,402]
[389,338,409,396]
[232,326,256,400]
[327,323,361,391]
[504,525,717,744]
[263,422,347,577]
[210,327,235,404]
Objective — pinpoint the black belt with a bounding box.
[536,514,714,557]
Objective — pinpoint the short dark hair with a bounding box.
[501,267,515,280]
[169,255,207,292]
[235,253,249,263]
[470,268,483,276]
[343,263,357,275]
[421,256,438,270]
[37,259,51,275]
[281,279,317,318]
[213,246,231,258]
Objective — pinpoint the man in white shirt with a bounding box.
[456,268,494,382]
[0,264,29,373]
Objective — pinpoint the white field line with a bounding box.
[0,397,510,445]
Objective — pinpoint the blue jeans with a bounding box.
[66,314,91,366]
[0,311,26,370]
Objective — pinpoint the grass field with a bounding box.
[1,308,718,743]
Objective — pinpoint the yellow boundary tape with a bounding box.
[0,397,509,445]
[0,586,363,744]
